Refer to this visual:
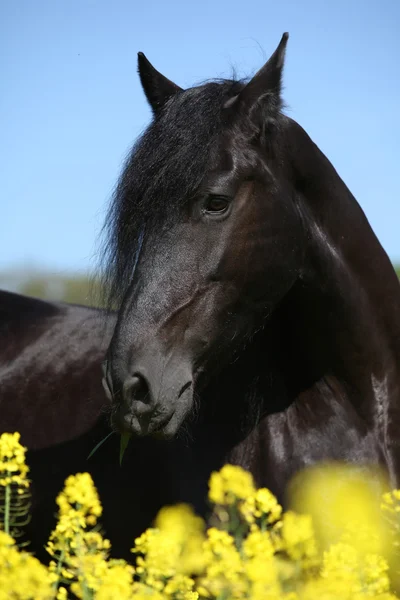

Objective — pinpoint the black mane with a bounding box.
[101,79,251,308]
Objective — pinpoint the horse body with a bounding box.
[1,33,400,560]
[0,290,114,448]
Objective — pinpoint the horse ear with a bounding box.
[226,33,289,119]
[137,52,183,114]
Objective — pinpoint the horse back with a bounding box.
[0,290,115,448]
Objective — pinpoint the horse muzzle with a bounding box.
[105,358,194,440]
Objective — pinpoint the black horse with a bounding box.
[104,33,400,493]
[2,33,400,561]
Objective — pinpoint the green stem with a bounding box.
[81,579,92,600]
[75,530,93,600]
[52,548,65,595]
[4,482,10,535]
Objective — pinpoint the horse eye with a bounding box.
[204,195,231,214]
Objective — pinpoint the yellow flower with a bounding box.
[154,504,206,574]
[164,574,198,598]
[155,503,204,541]
[363,553,392,595]
[208,464,256,506]
[240,487,282,527]
[95,561,134,600]
[131,503,206,592]
[288,462,391,558]
[2,441,400,600]
[242,528,275,562]
[46,471,118,598]
[0,432,29,488]
[199,528,246,598]
[70,552,109,598]
[279,510,318,567]
[0,530,53,599]
[321,542,361,584]
[132,527,182,587]
[47,472,105,572]
[49,526,112,585]
[56,472,102,525]
[318,542,393,598]
[56,587,67,600]
[381,489,400,513]
[381,488,400,557]
[242,529,280,596]
[47,510,86,549]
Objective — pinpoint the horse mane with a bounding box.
[99,76,285,309]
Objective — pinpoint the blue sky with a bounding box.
[1,0,399,276]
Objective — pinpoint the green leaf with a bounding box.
[120,433,131,465]
[87,431,114,460]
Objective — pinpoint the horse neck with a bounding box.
[189,119,400,490]
[221,118,400,485]
[280,117,400,410]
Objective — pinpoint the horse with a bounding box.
[2,32,400,562]
[103,32,400,500]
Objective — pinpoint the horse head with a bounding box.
[102,33,311,439]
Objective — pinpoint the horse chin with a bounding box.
[149,399,193,441]
[150,426,178,442]
[139,409,182,441]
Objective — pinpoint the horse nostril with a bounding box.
[123,374,149,404]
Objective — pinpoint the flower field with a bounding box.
[0,431,399,599]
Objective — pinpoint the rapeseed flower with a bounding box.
[133,527,182,587]
[47,471,117,599]
[96,561,134,600]
[0,530,53,600]
[382,489,400,558]
[197,527,246,598]
[56,472,102,526]
[0,432,29,489]
[154,503,206,574]
[0,431,31,539]
[240,487,282,529]
[288,462,391,557]
[208,464,255,505]
[1,432,400,599]
[279,510,318,567]
[242,529,281,597]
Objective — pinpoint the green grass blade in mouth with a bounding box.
[120,433,131,465]
[87,431,114,460]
